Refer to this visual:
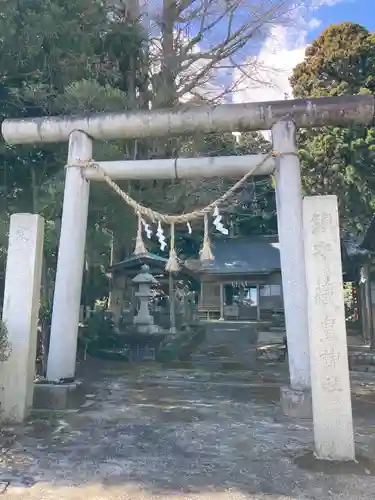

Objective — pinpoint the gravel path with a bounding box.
[1,363,375,499]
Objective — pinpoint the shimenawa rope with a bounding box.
[76,150,280,224]
[68,150,281,270]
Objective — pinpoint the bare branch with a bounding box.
[141,0,305,106]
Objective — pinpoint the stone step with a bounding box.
[192,350,257,365]
[350,364,375,373]
[349,352,375,367]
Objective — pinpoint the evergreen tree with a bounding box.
[0,0,144,309]
[290,22,375,234]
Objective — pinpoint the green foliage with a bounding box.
[156,323,206,363]
[291,22,375,234]
[0,0,279,319]
[162,131,275,252]
[230,134,276,236]
[0,0,145,310]
[291,23,375,98]
[39,300,52,326]
[79,310,117,356]
[0,0,108,119]
[343,282,354,310]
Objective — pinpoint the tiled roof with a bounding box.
[108,252,168,272]
[185,236,280,275]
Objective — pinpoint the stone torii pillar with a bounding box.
[47,131,92,381]
[273,121,311,416]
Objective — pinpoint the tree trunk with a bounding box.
[159,0,178,109]
[30,165,39,214]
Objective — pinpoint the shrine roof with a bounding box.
[108,252,168,273]
[185,235,280,276]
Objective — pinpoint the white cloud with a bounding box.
[233,24,307,105]
[232,0,348,106]
[308,17,322,29]
[142,0,348,108]
[314,0,346,5]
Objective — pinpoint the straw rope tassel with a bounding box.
[134,213,147,255]
[165,222,179,272]
[200,213,214,262]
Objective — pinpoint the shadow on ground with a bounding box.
[1,360,375,499]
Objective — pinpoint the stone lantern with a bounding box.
[132,264,158,334]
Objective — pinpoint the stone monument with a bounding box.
[0,214,44,421]
[132,264,159,334]
[303,195,355,461]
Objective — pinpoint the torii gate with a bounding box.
[2,94,373,401]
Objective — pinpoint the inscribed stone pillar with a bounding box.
[0,214,44,421]
[303,195,355,461]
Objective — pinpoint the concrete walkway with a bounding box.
[1,361,375,499]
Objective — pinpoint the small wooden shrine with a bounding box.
[185,236,283,321]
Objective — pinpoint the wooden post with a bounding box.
[169,272,176,333]
[364,265,375,348]
[219,283,225,320]
[199,281,204,311]
[359,266,369,343]
[256,285,261,321]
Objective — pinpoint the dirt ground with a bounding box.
[1,360,375,499]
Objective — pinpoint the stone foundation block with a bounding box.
[33,382,84,410]
[280,385,312,419]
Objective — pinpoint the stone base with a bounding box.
[135,324,161,334]
[33,382,84,410]
[280,385,312,419]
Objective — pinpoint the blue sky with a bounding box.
[308,0,374,42]
[233,0,374,104]
[145,0,374,103]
